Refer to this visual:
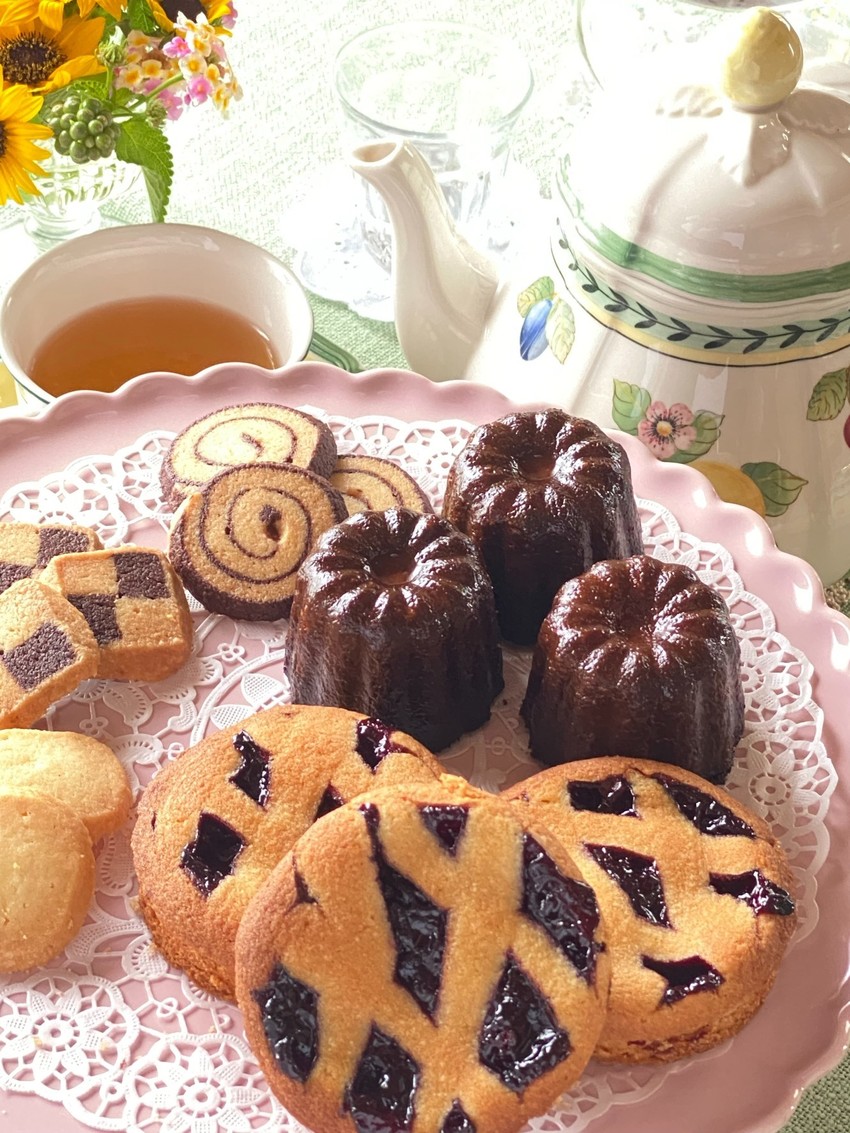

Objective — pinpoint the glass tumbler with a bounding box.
[334,20,534,273]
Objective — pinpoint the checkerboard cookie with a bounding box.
[132,705,444,999]
[0,791,96,972]
[0,520,102,594]
[235,778,610,1133]
[0,729,131,843]
[41,546,193,682]
[160,403,337,508]
[0,578,99,728]
[503,757,796,1062]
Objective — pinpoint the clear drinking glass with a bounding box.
[334,20,534,272]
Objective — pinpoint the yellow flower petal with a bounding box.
[0,76,49,206]
[36,0,64,31]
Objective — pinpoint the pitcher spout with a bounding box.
[349,139,500,381]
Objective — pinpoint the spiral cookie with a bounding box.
[160,403,337,507]
[132,705,444,998]
[330,455,432,517]
[169,462,347,620]
[503,758,796,1063]
[235,778,610,1133]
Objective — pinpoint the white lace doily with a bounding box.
[0,408,835,1133]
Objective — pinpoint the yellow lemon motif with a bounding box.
[692,460,767,517]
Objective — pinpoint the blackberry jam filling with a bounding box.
[419,804,469,856]
[314,783,344,821]
[344,1025,419,1133]
[229,731,271,807]
[356,717,407,771]
[521,834,602,982]
[585,844,671,927]
[568,775,637,817]
[709,869,794,916]
[478,953,570,1092]
[180,812,244,896]
[252,961,319,1084]
[362,804,447,1020]
[642,954,724,1005]
[653,775,755,838]
[440,1099,476,1132]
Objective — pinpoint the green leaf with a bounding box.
[665,409,725,464]
[611,380,651,436]
[544,297,575,364]
[741,461,808,517]
[806,367,850,421]
[517,276,555,318]
[39,75,109,120]
[114,116,173,222]
[126,0,160,34]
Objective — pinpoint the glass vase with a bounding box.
[23,144,140,243]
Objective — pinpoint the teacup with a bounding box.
[0,223,314,408]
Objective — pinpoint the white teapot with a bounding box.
[350,8,850,585]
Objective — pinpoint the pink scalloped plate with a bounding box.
[0,362,848,1133]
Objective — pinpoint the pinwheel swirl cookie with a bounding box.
[503,757,796,1063]
[132,705,444,999]
[160,403,337,507]
[330,454,432,516]
[169,461,347,620]
[235,778,610,1133]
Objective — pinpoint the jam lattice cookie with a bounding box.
[0,578,99,728]
[169,462,347,620]
[330,455,433,517]
[41,546,193,682]
[132,705,444,999]
[235,778,610,1133]
[503,757,796,1062]
[160,403,337,507]
[0,520,102,594]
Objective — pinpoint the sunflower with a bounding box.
[35,0,127,32]
[0,12,105,94]
[150,0,235,32]
[0,67,51,204]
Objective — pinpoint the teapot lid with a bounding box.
[558,8,850,303]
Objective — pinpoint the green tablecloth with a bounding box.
[0,0,847,1127]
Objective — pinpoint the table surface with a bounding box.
[0,1,848,1129]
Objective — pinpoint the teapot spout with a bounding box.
[348,139,500,381]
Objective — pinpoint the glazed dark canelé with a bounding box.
[521,555,745,782]
[442,409,643,645]
[284,508,504,751]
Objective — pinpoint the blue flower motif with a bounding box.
[519,298,553,361]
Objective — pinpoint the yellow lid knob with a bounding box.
[722,8,803,110]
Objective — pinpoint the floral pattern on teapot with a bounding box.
[612,378,809,518]
[807,365,850,449]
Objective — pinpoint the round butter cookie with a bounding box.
[235,778,609,1133]
[503,757,796,1062]
[330,454,432,516]
[0,791,95,972]
[0,729,131,843]
[168,461,347,620]
[132,705,444,999]
[160,403,337,507]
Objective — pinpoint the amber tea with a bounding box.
[29,296,280,396]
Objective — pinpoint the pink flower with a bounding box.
[163,35,191,58]
[187,74,214,103]
[157,87,187,120]
[637,400,697,460]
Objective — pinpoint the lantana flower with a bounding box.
[162,14,241,112]
[637,400,697,460]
